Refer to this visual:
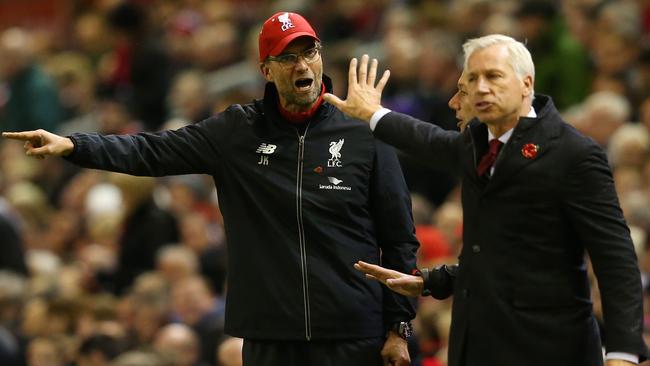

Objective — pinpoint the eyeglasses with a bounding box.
[267,45,322,67]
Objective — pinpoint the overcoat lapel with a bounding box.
[484,114,561,195]
[464,120,488,186]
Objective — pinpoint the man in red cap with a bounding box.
[257,11,325,123]
[4,11,418,366]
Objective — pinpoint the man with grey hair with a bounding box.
[325,34,647,365]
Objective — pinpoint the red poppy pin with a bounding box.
[521,143,539,159]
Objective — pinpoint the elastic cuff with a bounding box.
[63,135,79,159]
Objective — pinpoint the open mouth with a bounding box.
[295,78,313,92]
[475,101,492,111]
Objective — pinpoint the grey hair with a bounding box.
[462,34,535,94]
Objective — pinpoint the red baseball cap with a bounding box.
[258,12,320,62]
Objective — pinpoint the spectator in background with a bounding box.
[72,11,112,66]
[0,200,27,274]
[76,334,124,366]
[44,52,100,135]
[170,275,223,366]
[216,337,242,366]
[155,245,199,286]
[576,91,631,147]
[641,96,650,132]
[410,193,451,267]
[178,213,227,296]
[591,0,643,110]
[516,0,592,110]
[128,289,169,348]
[191,21,240,72]
[109,174,179,295]
[44,52,96,124]
[607,124,650,171]
[98,2,172,131]
[0,272,26,366]
[26,336,67,366]
[166,70,213,127]
[0,324,20,366]
[95,93,142,135]
[109,350,170,366]
[154,323,208,366]
[0,28,63,132]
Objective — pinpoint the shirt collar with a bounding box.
[487,106,536,144]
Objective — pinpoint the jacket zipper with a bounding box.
[296,124,311,340]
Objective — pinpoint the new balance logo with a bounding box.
[256,143,276,166]
[256,143,277,154]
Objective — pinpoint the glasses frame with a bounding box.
[266,44,322,68]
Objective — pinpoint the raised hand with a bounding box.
[2,129,75,158]
[323,54,390,122]
[354,261,423,297]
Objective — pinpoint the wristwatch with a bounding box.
[389,321,413,339]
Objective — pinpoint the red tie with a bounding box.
[477,139,503,177]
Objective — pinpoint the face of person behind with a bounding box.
[465,43,531,129]
[448,77,473,131]
[261,37,323,113]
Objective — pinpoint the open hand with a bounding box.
[354,261,423,297]
[323,54,390,122]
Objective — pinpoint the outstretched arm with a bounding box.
[354,261,423,297]
[3,129,74,158]
[323,54,390,122]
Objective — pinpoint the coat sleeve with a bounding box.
[64,113,233,176]
[373,111,463,173]
[562,140,648,359]
[425,264,458,300]
[369,139,419,327]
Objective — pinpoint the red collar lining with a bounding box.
[278,83,325,124]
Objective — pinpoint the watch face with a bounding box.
[397,321,413,338]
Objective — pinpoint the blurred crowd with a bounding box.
[0,0,649,365]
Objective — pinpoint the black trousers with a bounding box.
[242,337,384,366]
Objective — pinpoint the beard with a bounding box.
[284,79,321,107]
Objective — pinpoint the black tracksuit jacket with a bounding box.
[65,77,418,340]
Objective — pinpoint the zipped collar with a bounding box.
[278,83,326,124]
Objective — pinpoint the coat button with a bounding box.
[472,245,481,253]
[461,289,469,298]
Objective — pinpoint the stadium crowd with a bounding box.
[0,0,649,365]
